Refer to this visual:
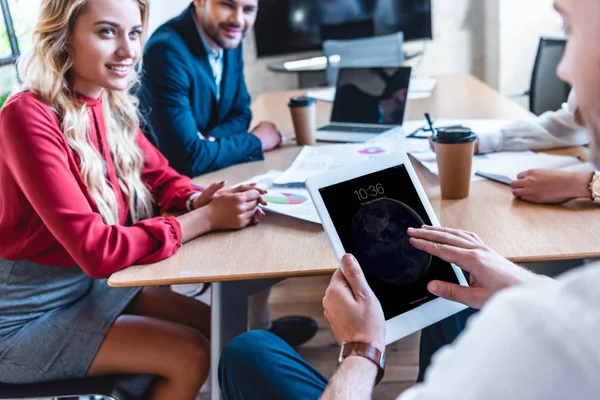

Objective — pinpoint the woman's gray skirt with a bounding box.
[0,258,141,384]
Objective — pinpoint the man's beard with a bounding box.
[202,18,246,50]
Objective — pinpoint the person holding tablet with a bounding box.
[218,0,600,397]
[0,0,266,398]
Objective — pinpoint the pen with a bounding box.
[424,113,435,134]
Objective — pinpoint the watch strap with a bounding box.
[338,342,385,385]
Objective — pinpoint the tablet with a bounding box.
[306,152,468,344]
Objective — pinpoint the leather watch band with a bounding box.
[338,342,385,385]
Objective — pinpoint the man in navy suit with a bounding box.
[139,0,282,177]
[140,0,317,347]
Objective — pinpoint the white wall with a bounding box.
[496,0,564,95]
[148,0,191,33]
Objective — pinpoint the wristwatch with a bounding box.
[338,342,385,385]
[589,172,600,201]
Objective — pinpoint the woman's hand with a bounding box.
[192,181,227,210]
[510,169,592,204]
[205,185,267,231]
[192,182,268,210]
[407,225,547,309]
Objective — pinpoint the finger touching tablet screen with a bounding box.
[306,152,468,344]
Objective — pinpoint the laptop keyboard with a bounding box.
[317,124,390,134]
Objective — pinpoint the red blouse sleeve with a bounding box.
[0,94,184,278]
[137,130,201,213]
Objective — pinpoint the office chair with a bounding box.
[322,31,405,86]
[529,37,571,115]
[0,375,153,400]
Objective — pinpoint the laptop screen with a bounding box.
[330,67,412,125]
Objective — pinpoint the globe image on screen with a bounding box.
[351,198,432,285]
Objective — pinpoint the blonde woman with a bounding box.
[0,0,266,398]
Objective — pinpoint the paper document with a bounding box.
[241,171,320,224]
[476,153,584,184]
[560,162,596,173]
[366,119,514,155]
[305,87,336,103]
[273,144,395,186]
[412,151,582,183]
[409,76,438,93]
[305,76,438,103]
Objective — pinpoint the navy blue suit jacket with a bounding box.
[139,4,263,177]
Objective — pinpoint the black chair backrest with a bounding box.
[320,18,375,42]
[529,37,571,116]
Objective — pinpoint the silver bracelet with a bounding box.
[186,192,202,211]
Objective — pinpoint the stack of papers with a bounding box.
[242,171,320,224]
[273,143,395,186]
[305,76,438,102]
[411,151,582,183]
[476,154,586,184]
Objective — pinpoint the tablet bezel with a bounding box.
[306,151,469,344]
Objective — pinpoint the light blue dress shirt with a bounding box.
[193,16,224,101]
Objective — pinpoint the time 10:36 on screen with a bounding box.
[354,184,385,201]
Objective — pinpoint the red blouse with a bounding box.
[0,91,201,278]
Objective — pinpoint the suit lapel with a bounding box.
[176,4,218,102]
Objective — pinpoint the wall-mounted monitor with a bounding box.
[254,0,433,58]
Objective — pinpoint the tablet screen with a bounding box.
[318,164,461,320]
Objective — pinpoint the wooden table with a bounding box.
[109,74,599,399]
[110,74,599,287]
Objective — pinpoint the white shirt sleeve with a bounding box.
[477,91,589,154]
[397,264,600,400]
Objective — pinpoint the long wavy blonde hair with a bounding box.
[18,0,154,225]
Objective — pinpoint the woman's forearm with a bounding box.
[176,206,213,244]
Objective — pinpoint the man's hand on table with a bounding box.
[251,121,283,152]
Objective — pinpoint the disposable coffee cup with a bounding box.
[288,96,317,146]
[432,127,477,200]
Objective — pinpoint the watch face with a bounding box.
[593,176,600,196]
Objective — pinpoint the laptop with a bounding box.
[316,66,412,143]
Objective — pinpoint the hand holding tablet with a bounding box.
[323,254,386,352]
[307,152,469,344]
[311,152,548,345]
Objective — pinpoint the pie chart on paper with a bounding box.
[358,146,386,155]
[264,193,308,205]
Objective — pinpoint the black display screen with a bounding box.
[331,67,411,125]
[254,0,433,57]
[319,164,460,319]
